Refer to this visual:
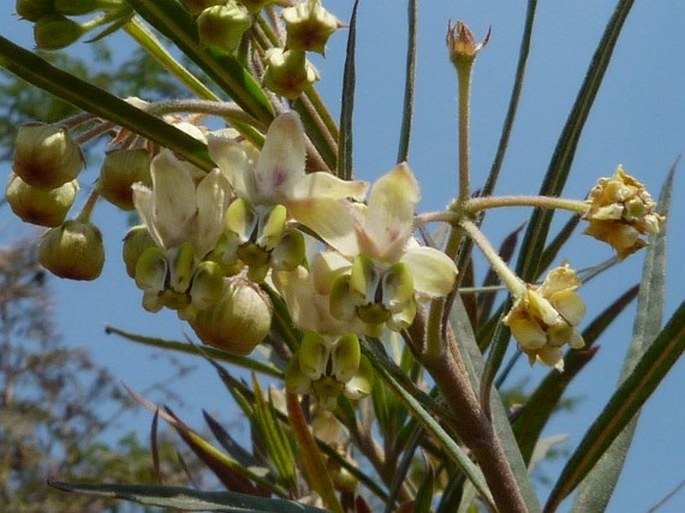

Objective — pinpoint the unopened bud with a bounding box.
[262,48,319,100]
[98,148,151,210]
[39,219,105,280]
[182,0,223,17]
[197,2,251,53]
[16,0,54,21]
[34,15,85,50]
[54,0,101,16]
[446,20,489,69]
[282,0,341,54]
[13,123,84,190]
[190,278,272,355]
[6,173,78,227]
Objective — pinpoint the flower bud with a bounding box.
[190,278,272,355]
[54,0,101,15]
[98,148,151,210]
[39,219,105,281]
[122,225,156,278]
[197,2,251,53]
[33,14,85,50]
[16,0,54,21]
[262,48,319,100]
[13,123,84,190]
[6,173,78,227]
[282,0,341,54]
[446,20,489,69]
[182,0,223,17]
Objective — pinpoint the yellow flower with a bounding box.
[503,263,585,371]
[583,166,665,259]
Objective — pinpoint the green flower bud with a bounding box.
[262,48,319,100]
[182,0,223,17]
[98,148,151,210]
[190,278,272,355]
[54,0,100,15]
[33,14,85,50]
[13,123,84,190]
[197,2,251,53]
[15,0,54,21]
[282,0,341,55]
[39,219,105,281]
[6,173,78,227]
[122,225,156,278]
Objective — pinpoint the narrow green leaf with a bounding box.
[413,461,435,513]
[165,407,280,497]
[104,326,283,378]
[286,392,344,513]
[203,410,262,469]
[544,300,685,512]
[515,0,635,282]
[0,36,213,171]
[396,0,417,164]
[49,481,329,512]
[362,338,497,511]
[125,0,274,123]
[511,285,638,463]
[383,423,422,513]
[568,165,675,512]
[337,0,360,180]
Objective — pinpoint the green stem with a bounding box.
[467,194,589,215]
[124,19,220,101]
[75,188,101,223]
[460,218,526,297]
[457,62,473,203]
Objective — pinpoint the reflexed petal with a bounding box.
[289,172,368,201]
[400,246,457,297]
[550,289,586,327]
[254,112,306,202]
[149,151,197,249]
[194,169,230,257]
[288,197,360,257]
[131,183,163,248]
[207,134,256,198]
[361,163,419,261]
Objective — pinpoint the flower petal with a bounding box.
[288,197,360,257]
[149,150,197,249]
[207,133,256,198]
[194,169,230,257]
[360,163,419,261]
[288,172,368,202]
[131,182,164,248]
[254,112,306,202]
[400,245,457,297]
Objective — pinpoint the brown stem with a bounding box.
[408,310,528,513]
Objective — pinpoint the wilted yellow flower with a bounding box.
[583,165,665,259]
[503,263,585,371]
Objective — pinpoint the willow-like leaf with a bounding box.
[125,0,274,123]
[203,410,262,469]
[544,300,685,512]
[362,338,496,510]
[396,0,417,164]
[104,326,283,378]
[413,461,435,513]
[337,0,360,180]
[49,481,328,512]
[286,392,344,513]
[515,0,635,282]
[383,422,422,513]
[568,165,675,512]
[0,36,213,171]
[165,406,279,497]
[511,285,638,464]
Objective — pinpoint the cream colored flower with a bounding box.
[583,165,665,259]
[503,263,585,371]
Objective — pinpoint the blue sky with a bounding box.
[2,1,685,511]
